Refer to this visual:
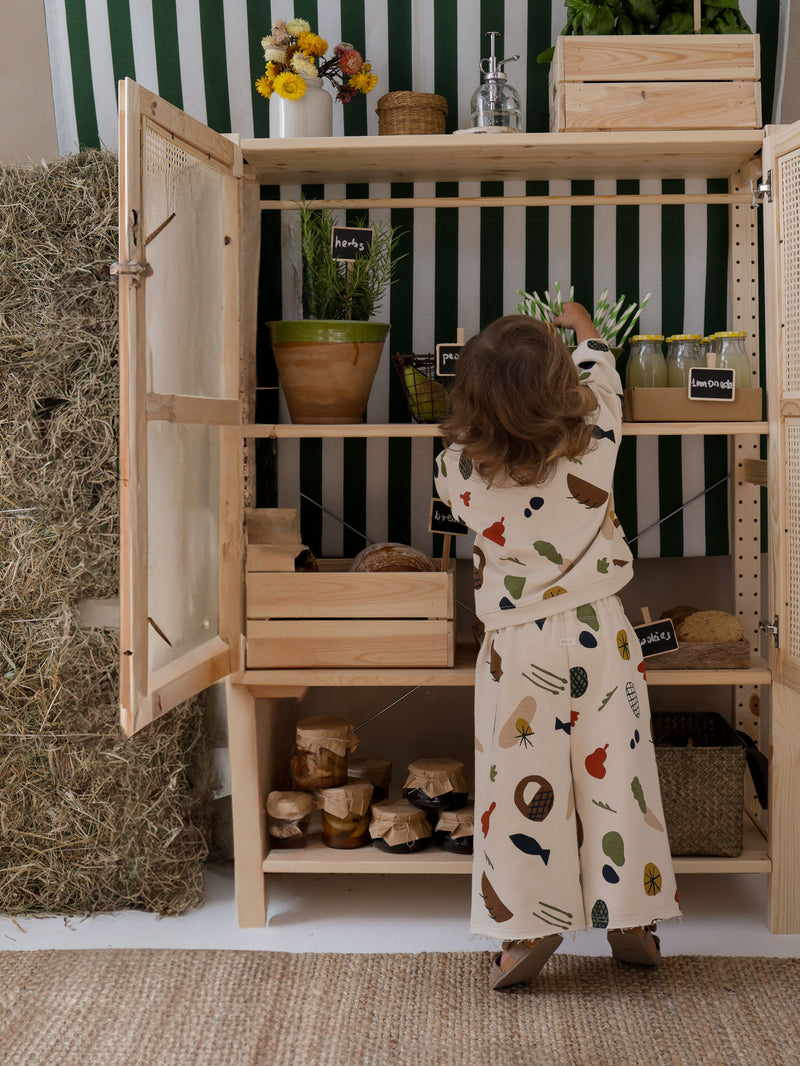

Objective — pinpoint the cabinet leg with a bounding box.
[767,682,800,933]
[226,679,269,927]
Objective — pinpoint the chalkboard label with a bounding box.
[429,497,469,536]
[688,366,736,401]
[634,618,679,659]
[435,343,464,377]
[331,225,374,261]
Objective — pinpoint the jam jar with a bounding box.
[402,758,469,813]
[290,714,359,792]
[317,781,373,849]
[370,799,432,854]
[265,790,313,849]
[347,757,392,804]
[433,806,474,854]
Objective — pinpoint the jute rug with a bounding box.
[2,949,799,1066]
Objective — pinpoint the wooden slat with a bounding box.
[555,34,760,82]
[558,82,761,133]
[261,821,770,876]
[246,569,453,619]
[242,421,769,439]
[239,648,771,691]
[246,619,453,669]
[260,193,752,210]
[226,681,268,928]
[240,130,764,185]
[148,635,232,723]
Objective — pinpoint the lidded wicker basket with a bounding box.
[376,92,448,135]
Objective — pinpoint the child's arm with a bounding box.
[553,302,599,344]
[555,301,623,413]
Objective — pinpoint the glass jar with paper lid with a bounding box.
[712,331,753,388]
[665,334,703,388]
[625,335,667,388]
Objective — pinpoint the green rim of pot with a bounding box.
[268,320,391,344]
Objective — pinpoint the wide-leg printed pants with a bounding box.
[471,594,681,941]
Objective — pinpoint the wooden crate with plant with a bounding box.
[545,0,760,132]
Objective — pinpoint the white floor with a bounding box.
[2,862,799,956]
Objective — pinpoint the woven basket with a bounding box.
[392,354,452,424]
[376,92,448,135]
[653,711,747,857]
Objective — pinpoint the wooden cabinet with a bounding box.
[117,78,800,931]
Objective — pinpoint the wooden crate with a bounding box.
[246,558,456,669]
[646,639,750,670]
[623,387,763,422]
[549,35,761,132]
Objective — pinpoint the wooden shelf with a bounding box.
[263,820,770,876]
[243,421,768,439]
[241,130,763,186]
[239,649,770,693]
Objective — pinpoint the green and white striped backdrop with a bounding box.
[44,0,780,561]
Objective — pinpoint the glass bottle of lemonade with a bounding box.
[625,335,667,388]
[713,331,752,388]
[666,334,703,387]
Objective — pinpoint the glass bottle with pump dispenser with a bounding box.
[470,31,522,130]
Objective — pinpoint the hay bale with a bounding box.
[0,151,211,917]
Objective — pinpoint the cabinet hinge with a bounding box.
[759,615,780,649]
[752,171,773,205]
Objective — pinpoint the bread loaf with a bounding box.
[660,605,700,630]
[676,610,743,643]
[350,542,437,573]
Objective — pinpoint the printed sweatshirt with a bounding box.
[434,338,633,632]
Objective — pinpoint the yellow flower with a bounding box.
[349,65,378,94]
[255,74,273,99]
[297,31,328,58]
[286,17,311,36]
[273,71,307,100]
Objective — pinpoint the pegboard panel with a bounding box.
[779,147,800,394]
[729,169,762,744]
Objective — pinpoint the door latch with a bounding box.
[759,616,780,648]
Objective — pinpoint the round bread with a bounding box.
[677,610,743,643]
[660,605,700,630]
[350,542,437,573]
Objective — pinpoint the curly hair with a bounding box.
[440,315,599,486]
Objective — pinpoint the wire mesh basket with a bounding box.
[392,353,453,424]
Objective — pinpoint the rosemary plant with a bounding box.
[300,203,404,321]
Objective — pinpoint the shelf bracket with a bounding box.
[752,171,773,205]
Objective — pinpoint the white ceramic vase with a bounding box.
[269,77,334,138]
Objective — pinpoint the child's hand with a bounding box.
[553,302,600,345]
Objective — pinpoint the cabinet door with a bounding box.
[763,117,800,932]
[118,79,252,736]
[763,119,800,687]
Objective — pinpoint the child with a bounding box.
[434,303,680,990]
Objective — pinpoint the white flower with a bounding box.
[286,17,311,36]
[291,53,318,78]
[263,44,287,65]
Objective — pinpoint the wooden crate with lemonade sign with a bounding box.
[549,33,761,132]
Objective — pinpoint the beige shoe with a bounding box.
[607,924,661,966]
[490,933,563,990]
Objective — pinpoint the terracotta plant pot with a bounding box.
[268,320,391,424]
